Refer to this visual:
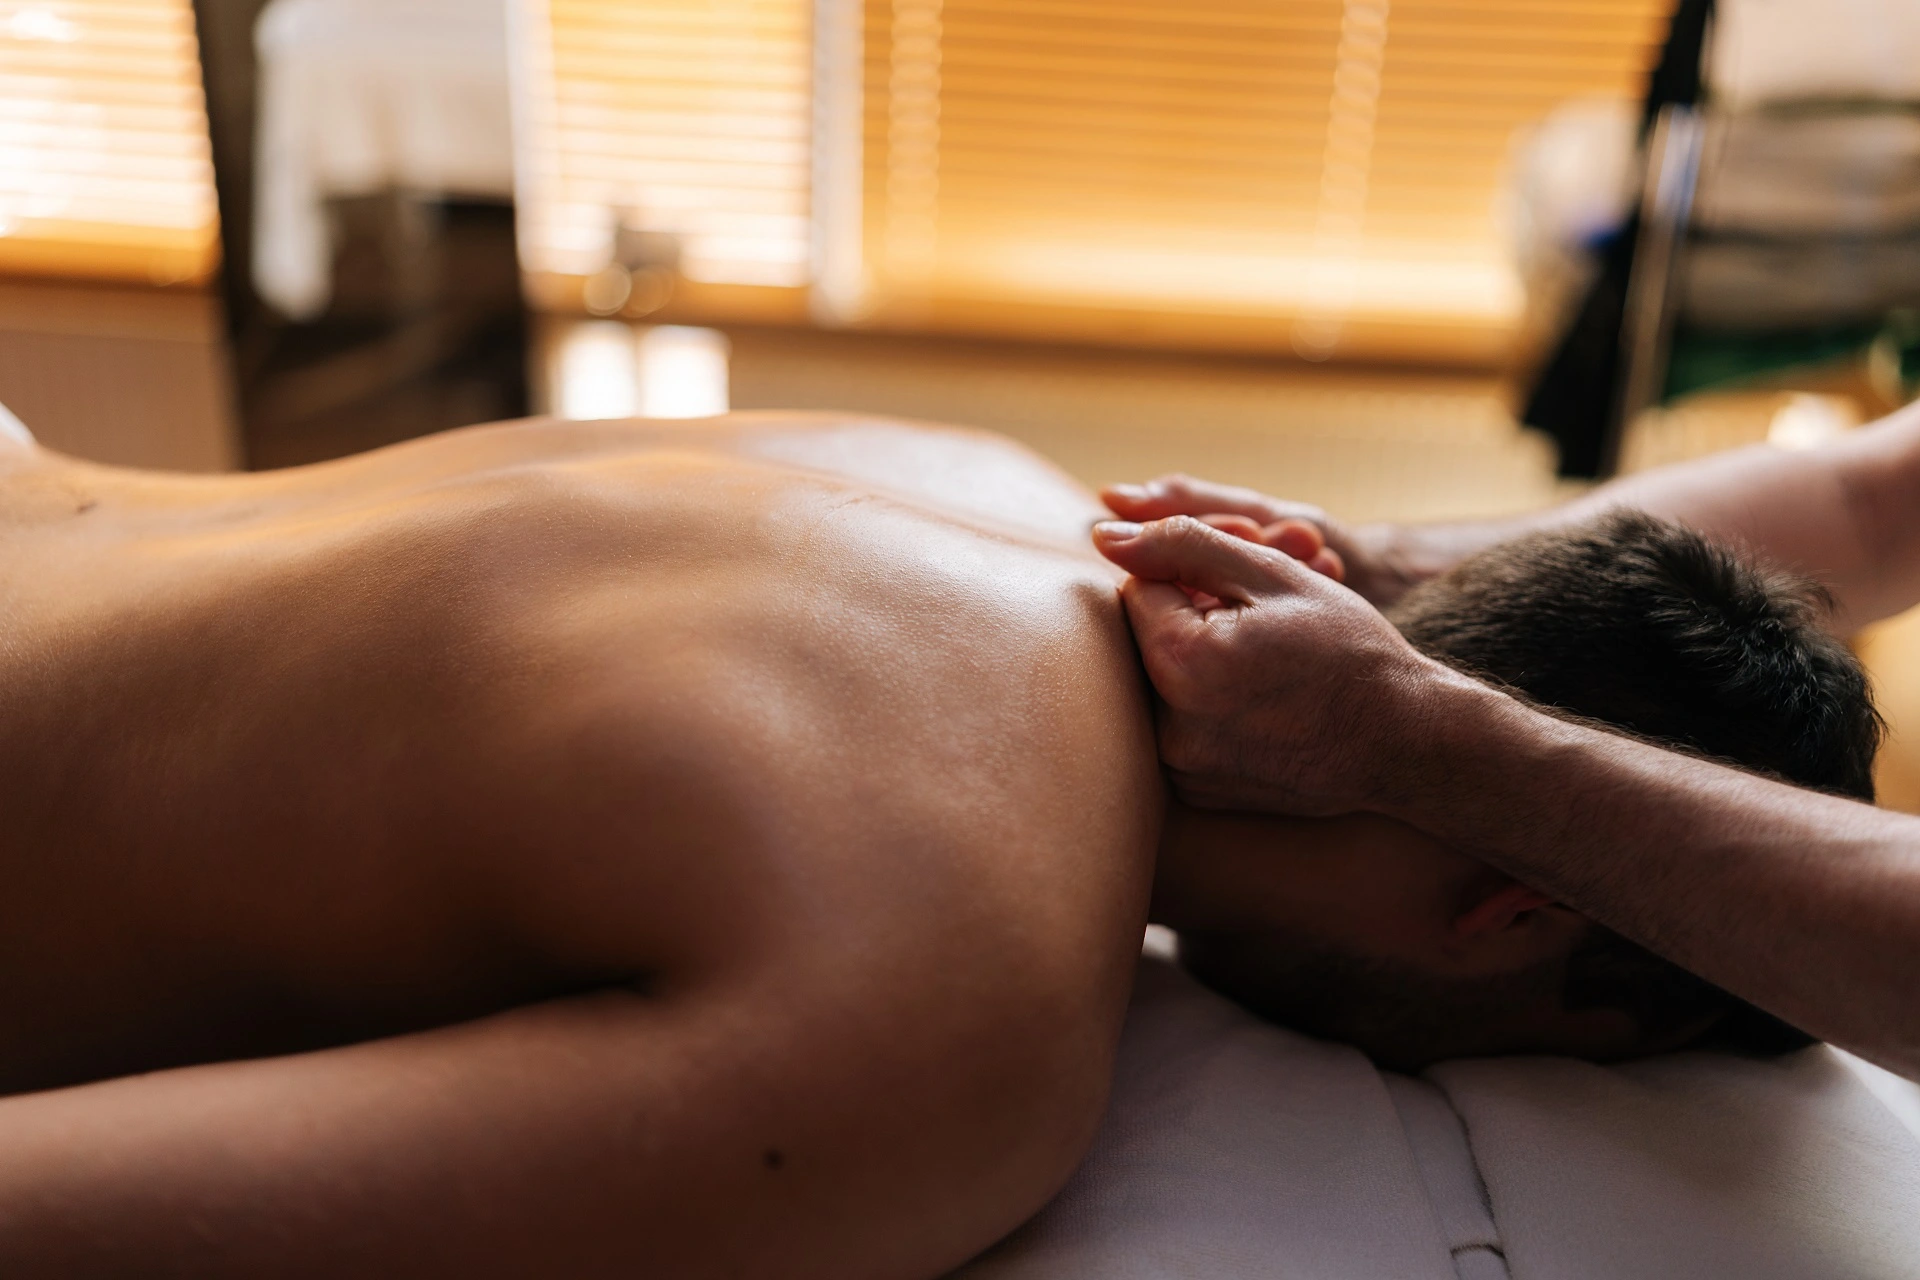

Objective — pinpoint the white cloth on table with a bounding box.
[252,0,513,320]
[1692,112,1920,239]
[1677,111,1920,328]
[952,958,1465,1279]
[1430,1049,1920,1280]
[1709,0,1920,109]
[957,956,1920,1279]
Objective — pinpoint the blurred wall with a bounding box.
[724,325,1560,525]
[0,283,238,471]
[1857,609,1920,814]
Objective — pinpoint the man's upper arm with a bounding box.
[0,977,1082,1279]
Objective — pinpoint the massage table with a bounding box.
[957,943,1920,1279]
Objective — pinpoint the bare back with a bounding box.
[0,413,1160,1278]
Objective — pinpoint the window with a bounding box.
[514,0,813,318]
[516,0,1669,363]
[0,0,220,285]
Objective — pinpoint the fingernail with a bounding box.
[1094,520,1143,540]
[1109,483,1149,500]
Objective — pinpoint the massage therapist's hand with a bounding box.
[1101,474,1422,607]
[1093,514,1456,815]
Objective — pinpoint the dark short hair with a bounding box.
[1384,509,1883,1054]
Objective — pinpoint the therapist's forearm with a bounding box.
[1363,399,1920,630]
[1383,668,1920,1077]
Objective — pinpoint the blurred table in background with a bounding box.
[207,0,528,469]
[251,0,512,320]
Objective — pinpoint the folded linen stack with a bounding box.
[1680,0,1920,331]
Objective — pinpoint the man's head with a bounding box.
[1164,510,1883,1069]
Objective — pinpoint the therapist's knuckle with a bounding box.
[1159,514,1212,551]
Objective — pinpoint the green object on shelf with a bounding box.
[1663,324,1878,401]
[1872,310,1920,403]
[1663,313,1920,405]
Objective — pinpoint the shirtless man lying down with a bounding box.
[0,409,1895,1275]
[0,413,1161,1277]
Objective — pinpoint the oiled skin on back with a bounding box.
[0,413,1160,1277]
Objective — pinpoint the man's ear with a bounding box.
[1440,879,1590,979]
[1452,881,1556,939]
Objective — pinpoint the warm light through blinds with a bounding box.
[859,0,1670,361]
[520,0,1671,363]
[0,0,220,284]
[513,0,813,291]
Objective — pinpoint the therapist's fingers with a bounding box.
[1307,546,1346,582]
[1093,515,1308,604]
[1261,519,1346,583]
[1101,474,1329,531]
[1260,518,1323,561]
[1199,513,1268,543]
[1200,513,1347,584]
[1203,513,1323,557]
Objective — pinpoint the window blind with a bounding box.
[518,0,1670,363]
[0,0,220,284]
[513,0,814,317]
[857,0,1669,361]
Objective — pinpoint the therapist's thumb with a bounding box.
[1092,514,1300,604]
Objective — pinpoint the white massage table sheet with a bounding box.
[956,958,1920,1280]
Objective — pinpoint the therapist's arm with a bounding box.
[1093,516,1920,1078]
[1400,671,1920,1077]
[1103,397,1920,631]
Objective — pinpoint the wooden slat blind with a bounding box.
[514,0,813,302]
[859,0,1669,361]
[521,0,1670,363]
[0,0,219,284]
